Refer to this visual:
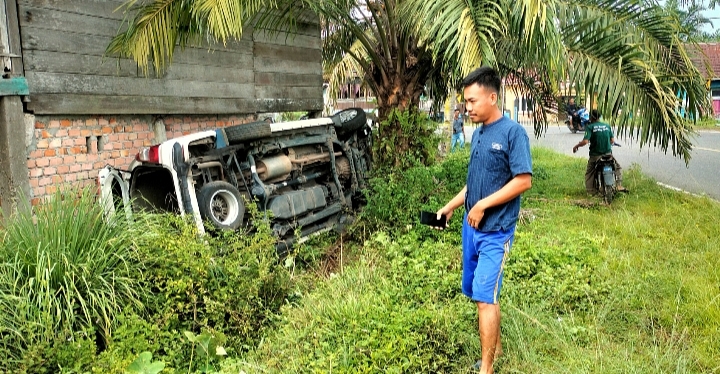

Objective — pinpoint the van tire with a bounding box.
[198,181,245,230]
[331,108,366,135]
[224,121,272,143]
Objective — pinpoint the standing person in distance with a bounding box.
[435,67,533,374]
[572,109,628,194]
[451,109,466,152]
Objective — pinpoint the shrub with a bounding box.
[128,210,293,371]
[372,108,441,170]
[0,186,146,371]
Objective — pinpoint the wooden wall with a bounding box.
[16,0,323,115]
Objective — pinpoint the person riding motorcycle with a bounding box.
[572,109,628,195]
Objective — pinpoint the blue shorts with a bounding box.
[461,216,515,304]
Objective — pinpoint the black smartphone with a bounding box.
[419,211,447,227]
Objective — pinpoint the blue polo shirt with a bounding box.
[465,116,532,232]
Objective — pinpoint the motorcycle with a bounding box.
[594,154,618,204]
[565,107,590,133]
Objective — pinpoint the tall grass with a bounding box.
[0,186,146,367]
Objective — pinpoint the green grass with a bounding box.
[222,146,720,373]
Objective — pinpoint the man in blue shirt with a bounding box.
[451,109,465,152]
[436,67,533,374]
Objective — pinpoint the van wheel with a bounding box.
[331,108,367,135]
[224,121,271,143]
[198,181,244,230]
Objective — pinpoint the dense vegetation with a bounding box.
[1,146,718,373]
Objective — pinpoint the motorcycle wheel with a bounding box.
[601,181,614,204]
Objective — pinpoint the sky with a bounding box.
[705,7,720,33]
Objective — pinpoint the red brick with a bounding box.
[77,171,89,180]
[109,118,117,124]
[74,138,86,146]
[44,167,57,176]
[56,148,66,155]
[36,158,50,167]
[38,177,52,186]
[51,175,62,184]
[99,118,109,126]
[63,156,74,164]
[87,154,98,162]
[62,139,74,147]
[80,129,92,137]
[60,120,71,128]
[36,140,49,149]
[27,159,36,168]
[82,163,93,171]
[49,120,61,128]
[120,150,130,157]
[127,133,138,140]
[70,164,82,173]
[76,154,87,162]
[49,139,61,148]
[29,178,39,187]
[93,161,104,169]
[35,121,45,129]
[65,174,77,182]
[55,129,68,137]
[132,140,144,148]
[49,158,62,166]
[85,118,98,127]
[68,129,81,137]
[40,130,51,139]
[57,165,70,174]
[32,188,44,199]
[101,127,113,134]
[46,185,57,194]
[111,151,120,158]
[44,149,56,157]
[29,168,42,177]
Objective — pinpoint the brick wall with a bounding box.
[26,113,256,204]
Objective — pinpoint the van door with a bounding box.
[98,166,132,220]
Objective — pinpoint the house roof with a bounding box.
[689,43,720,80]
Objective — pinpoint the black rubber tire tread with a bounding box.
[332,108,367,135]
[197,181,245,230]
[602,183,614,204]
[224,121,272,143]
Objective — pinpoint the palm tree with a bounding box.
[108,0,710,161]
[107,0,499,161]
[408,0,710,161]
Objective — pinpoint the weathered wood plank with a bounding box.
[19,0,125,19]
[18,5,123,37]
[21,26,254,68]
[256,86,322,100]
[254,43,321,63]
[6,0,25,74]
[255,72,322,87]
[253,30,320,49]
[26,94,323,115]
[24,50,140,77]
[24,50,255,83]
[25,72,256,98]
[254,56,320,75]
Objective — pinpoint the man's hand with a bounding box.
[572,144,579,153]
[434,206,454,229]
[467,203,485,229]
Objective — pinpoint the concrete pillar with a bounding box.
[0,95,30,217]
[152,117,167,143]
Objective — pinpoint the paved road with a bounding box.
[511,123,720,200]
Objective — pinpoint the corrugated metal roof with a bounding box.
[689,43,720,79]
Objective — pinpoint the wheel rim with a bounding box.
[209,189,239,225]
[338,109,357,123]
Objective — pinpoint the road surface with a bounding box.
[516,124,720,200]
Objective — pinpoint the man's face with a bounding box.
[463,83,497,124]
[454,111,459,119]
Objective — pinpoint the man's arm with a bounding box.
[573,139,589,153]
[436,185,467,228]
[466,174,532,229]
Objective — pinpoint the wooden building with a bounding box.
[0,0,323,212]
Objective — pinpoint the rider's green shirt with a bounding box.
[583,121,613,156]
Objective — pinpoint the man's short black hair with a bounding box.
[461,66,501,94]
[589,109,600,122]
